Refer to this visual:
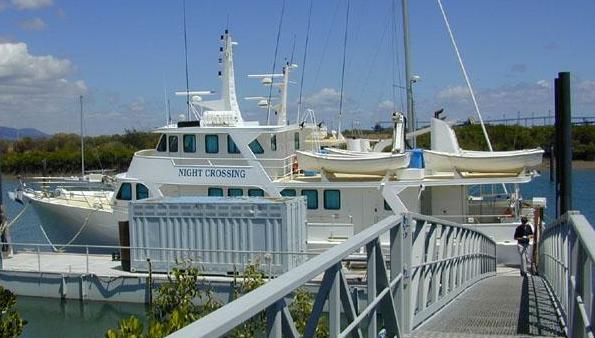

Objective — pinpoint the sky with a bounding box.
[0,0,594,135]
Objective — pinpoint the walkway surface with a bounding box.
[410,268,565,338]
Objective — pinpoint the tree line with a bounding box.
[1,124,594,175]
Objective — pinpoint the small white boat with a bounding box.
[324,148,389,157]
[424,148,544,173]
[297,150,410,175]
[424,118,544,173]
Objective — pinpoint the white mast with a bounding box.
[79,95,84,177]
[402,0,415,148]
[221,30,241,118]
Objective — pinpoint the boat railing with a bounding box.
[136,151,296,179]
[539,211,594,338]
[165,212,496,337]
[0,242,318,277]
[25,187,112,209]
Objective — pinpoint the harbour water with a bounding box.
[0,169,593,337]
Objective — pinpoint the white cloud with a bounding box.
[11,0,52,10]
[437,85,469,101]
[18,17,46,31]
[0,41,87,133]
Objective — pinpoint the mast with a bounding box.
[80,95,85,177]
[402,0,415,148]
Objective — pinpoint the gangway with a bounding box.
[166,211,593,338]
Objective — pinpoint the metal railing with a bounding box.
[0,242,315,277]
[539,211,594,338]
[167,212,497,338]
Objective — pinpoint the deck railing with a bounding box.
[539,211,594,338]
[167,212,497,338]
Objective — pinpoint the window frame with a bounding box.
[294,132,300,150]
[228,188,243,197]
[301,189,318,210]
[156,134,167,152]
[249,139,264,154]
[270,135,277,151]
[168,135,179,153]
[248,188,265,197]
[324,190,341,210]
[208,187,224,197]
[136,183,149,200]
[205,134,219,154]
[183,134,196,153]
[227,135,240,154]
[116,183,132,201]
[280,189,296,197]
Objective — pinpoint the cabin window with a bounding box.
[156,135,167,152]
[248,189,265,197]
[227,135,240,154]
[208,187,224,196]
[116,183,132,201]
[280,189,296,197]
[249,139,264,154]
[324,190,341,210]
[205,135,219,153]
[271,135,277,151]
[228,188,243,197]
[168,135,178,153]
[183,134,196,153]
[136,184,149,200]
[301,189,318,209]
[384,200,392,211]
[294,132,300,150]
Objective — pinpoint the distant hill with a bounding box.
[0,126,49,140]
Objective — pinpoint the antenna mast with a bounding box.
[402,0,415,148]
[337,0,350,134]
[80,95,85,177]
[182,0,191,120]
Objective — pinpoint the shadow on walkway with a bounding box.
[516,275,565,336]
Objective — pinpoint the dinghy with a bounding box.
[296,150,410,175]
[424,118,544,173]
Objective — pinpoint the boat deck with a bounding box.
[409,268,565,338]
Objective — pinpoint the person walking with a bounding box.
[514,216,533,276]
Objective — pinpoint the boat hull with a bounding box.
[297,151,410,175]
[25,195,118,247]
[424,149,544,173]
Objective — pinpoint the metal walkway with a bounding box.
[410,269,565,337]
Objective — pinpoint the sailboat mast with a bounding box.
[80,95,85,177]
[401,0,415,148]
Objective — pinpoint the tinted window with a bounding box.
[208,187,224,196]
[294,132,300,150]
[183,135,196,153]
[228,188,243,197]
[116,183,132,201]
[301,189,318,209]
[271,135,277,151]
[248,189,264,197]
[280,189,296,197]
[157,135,167,152]
[324,190,341,210]
[136,184,149,200]
[249,139,264,154]
[227,135,240,154]
[205,135,219,153]
[169,135,178,152]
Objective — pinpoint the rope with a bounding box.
[337,0,350,133]
[1,203,30,232]
[38,207,98,252]
[436,0,492,151]
[296,0,314,124]
[266,0,286,125]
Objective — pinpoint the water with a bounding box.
[0,171,593,337]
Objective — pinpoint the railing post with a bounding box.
[390,218,404,332]
[329,263,342,337]
[37,245,41,273]
[366,239,378,337]
[266,300,283,338]
[400,214,413,333]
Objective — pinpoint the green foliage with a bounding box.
[2,130,159,175]
[289,288,329,338]
[0,286,27,338]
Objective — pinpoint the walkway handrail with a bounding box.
[539,211,594,338]
[167,212,497,338]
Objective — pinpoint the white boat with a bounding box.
[324,147,390,157]
[296,150,410,175]
[424,118,544,173]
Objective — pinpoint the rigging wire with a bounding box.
[297,0,314,124]
[182,0,191,120]
[436,0,493,151]
[311,0,341,90]
[337,0,350,133]
[266,0,286,125]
